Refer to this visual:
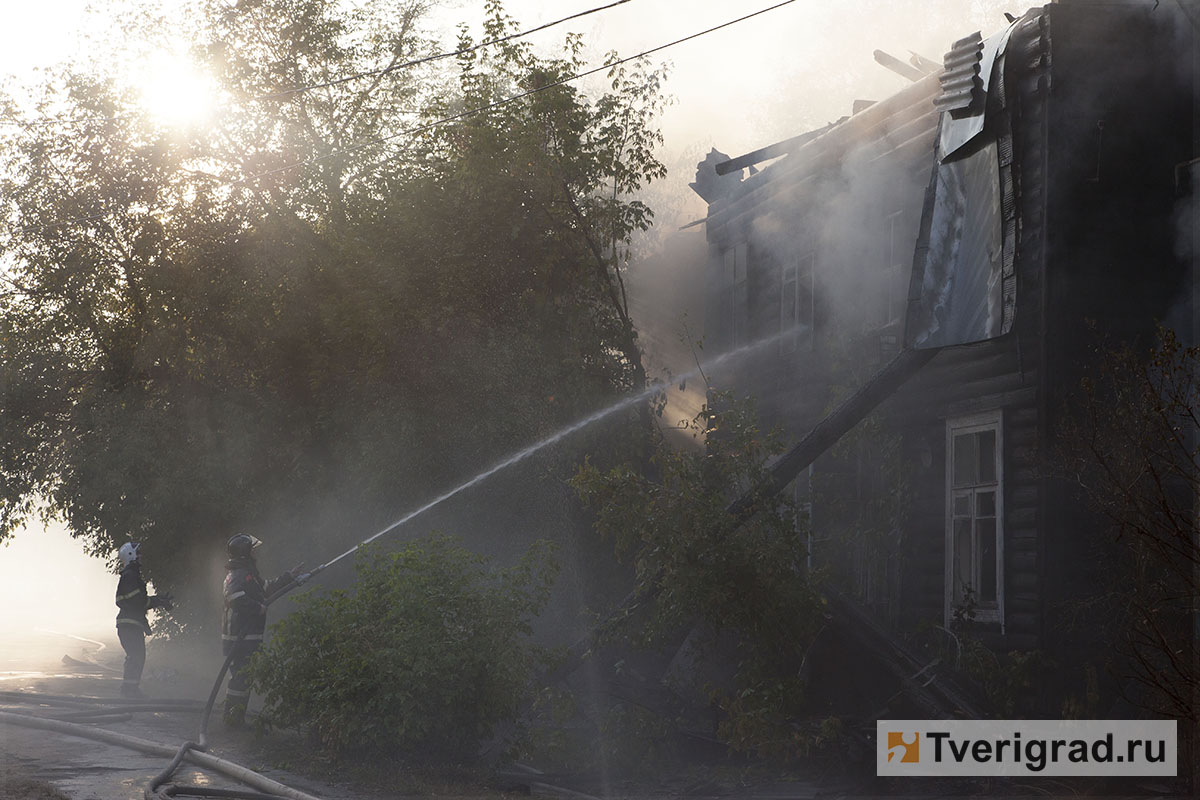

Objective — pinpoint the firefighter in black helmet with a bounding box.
[221,533,303,727]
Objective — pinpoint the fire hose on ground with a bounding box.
[9,537,403,797]
[145,577,321,800]
[0,578,326,798]
[0,708,320,800]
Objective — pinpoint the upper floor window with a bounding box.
[946,411,1004,629]
[780,251,815,353]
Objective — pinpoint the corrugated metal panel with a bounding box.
[935,32,984,117]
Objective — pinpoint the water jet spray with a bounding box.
[283,328,796,592]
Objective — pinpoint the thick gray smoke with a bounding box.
[0,0,1030,661]
[613,0,1021,412]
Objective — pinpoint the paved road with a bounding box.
[0,630,354,800]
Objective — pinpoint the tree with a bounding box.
[571,395,827,760]
[0,0,668,615]
[1059,327,1199,722]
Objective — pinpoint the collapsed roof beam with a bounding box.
[908,51,941,74]
[727,346,939,519]
[714,124,837,176]
[874,49,929,82]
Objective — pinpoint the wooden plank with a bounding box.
[944,386,1037,417]
[1009,466,1040,484]
[1008,520,1039,537]
[1012,486,1038,506]
[1006,612,1040,634]
[1010,551,1038,571]
[1010,573,1039,594]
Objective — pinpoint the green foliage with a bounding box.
[0,0,667,603]
[571,394,826,759]
[713,682,809,762]
[907,621,1046,718]
[595,702,678,778]
[248,534,557,759]
[955,638,1045,718]
[508,685,582,769]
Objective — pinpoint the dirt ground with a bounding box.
[0,767,71,800]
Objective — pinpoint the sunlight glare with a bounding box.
[139,52,218,126]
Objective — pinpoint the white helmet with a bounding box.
[118,541,141,568]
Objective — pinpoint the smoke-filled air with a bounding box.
[0,1,1196,799]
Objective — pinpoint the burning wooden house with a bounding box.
[693,0,1196,715]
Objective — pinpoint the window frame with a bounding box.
[944,410,1005,631]
[722,242,749,347]
[780,250,816,353]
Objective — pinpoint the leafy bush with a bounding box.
[249,534,557,760]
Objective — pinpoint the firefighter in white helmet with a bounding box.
[114,542,173,698]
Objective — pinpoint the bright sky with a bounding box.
[0,0,1019,626]
[0,521,116,638]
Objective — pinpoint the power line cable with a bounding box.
[0,0,634,128]
[259,0,635,100]
[12,0,798,233]
[237,0,799,186]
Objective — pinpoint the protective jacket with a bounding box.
[115,562,164,635]
[221,558,293,649]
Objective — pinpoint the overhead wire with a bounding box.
[237,0,800,187]
[258,0,636,100]
[10,0,800,235]
[0,0,636,128]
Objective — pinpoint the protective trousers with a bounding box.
[117,626,146,694]
[223,639,258,726]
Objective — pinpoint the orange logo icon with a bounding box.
[887,731,920,763]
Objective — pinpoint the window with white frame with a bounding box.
[946,412,1004,627]
[722,242,749,347]
[780,251,815,353]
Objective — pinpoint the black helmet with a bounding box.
[227,533,262,560]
